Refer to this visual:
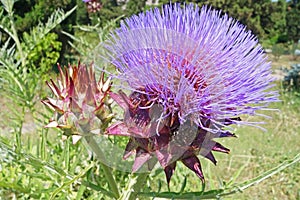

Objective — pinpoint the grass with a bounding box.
[215,91,300,199]
[0,55,299,199]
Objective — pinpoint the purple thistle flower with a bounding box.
[104,3,278,184]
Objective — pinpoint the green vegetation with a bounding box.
[0,0,299,199]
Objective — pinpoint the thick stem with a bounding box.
[119,172,149,200]
[84,136,120,199]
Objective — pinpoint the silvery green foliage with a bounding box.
[282,63,300,90]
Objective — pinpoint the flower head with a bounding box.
[83,0,102,13]
[104,4,278,183]
[42,62,111,144]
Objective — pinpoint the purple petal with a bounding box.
[218,131,237,138]
[203,151,217,165]
[155,148,173,168]
[212,142,230,153]
[41,98,64,113]
[181,155,204,182]
[106,122,131,136]
[47,80,62,98]
[164,162,177,185]
[132,148,152,172]
[109,91,130,110]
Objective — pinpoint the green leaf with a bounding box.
[225,158,250,188]
[49,163,94,200]
[221,153,300,197]
[0,139,115,198]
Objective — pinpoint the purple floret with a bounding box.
[105,3,278,130]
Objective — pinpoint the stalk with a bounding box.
[84,136,120,199]
[5,1,26,68]
[119,172,149,200]
[15,107,25,153]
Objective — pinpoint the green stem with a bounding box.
[15,124,22,152]
[64,137,70,171]
[40,128,47,160]
[8,11,25,68]
[84,136,120,199]
[119,172,149,200]
[15,107,25,153]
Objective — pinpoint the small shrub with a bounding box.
[282,63,300,90]
[26,32,62,81]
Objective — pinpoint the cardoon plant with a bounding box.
[103,3,278,185]
[42,3,282,200]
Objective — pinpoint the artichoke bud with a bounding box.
[42,62,112,143]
